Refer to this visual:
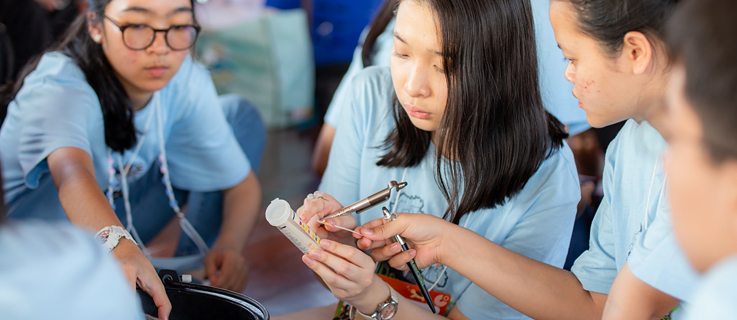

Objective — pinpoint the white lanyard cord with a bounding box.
[644,157,668,231]
[155,95,209,255]
[108,93,209,258]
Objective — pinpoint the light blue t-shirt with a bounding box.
[685,255,737,320]
[320,67,580,319]
[1,52,250,217]
[0,221,143,320]
[324,0,590,135]
[571,120,699,319]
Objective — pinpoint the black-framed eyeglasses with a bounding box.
[103,15,201,51]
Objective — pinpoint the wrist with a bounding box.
[353,276,391,314]
[212,234,245,252]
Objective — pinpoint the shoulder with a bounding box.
[344,66,395,123]
[20,52,96,98]
[167,55,213,90]
[688,256,737,318]
[0,221,102,260]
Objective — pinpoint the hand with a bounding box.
[114,239,172,320]
[302,239,390,314]
[297,192,358,245]
[356,213,453,270]
[204,246,249,292]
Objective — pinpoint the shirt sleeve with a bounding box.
[628,205,700,301]
[164,56,250,192]
[570,144,620,294]
[455,147,580,319]
[324,46,366,128]
[14,56,99,189]
[318,69,375,206]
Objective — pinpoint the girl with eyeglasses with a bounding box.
[0,0,265,317]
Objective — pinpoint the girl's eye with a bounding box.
[128,24,148,30]
[434,65,445,73]
[393,51,409,59]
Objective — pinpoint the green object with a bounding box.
[195,9,314,128]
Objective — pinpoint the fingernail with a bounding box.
[362,228,374,235]
[320,239,331,248]
[309,250,322,259]
[391,243,401,253]
[409,249,417,258]
[303,255,314,266]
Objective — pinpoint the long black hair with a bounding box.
[362,0,396,67]
[1,0,196,153]
[377,0,567,224]
[668,0,737,161]
[562,0,679,56]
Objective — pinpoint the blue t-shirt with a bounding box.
[0,221,143,320]
[685,255,737,319]
[571,120,699,318]
[320,67,580,319]
[324,0,590,135]
[1,52,250,217]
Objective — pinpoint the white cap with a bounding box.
[265,198,293,226]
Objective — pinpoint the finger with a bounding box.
[302,254,354,290]
[361,215,412,242]
[234,264,249,292]
[139,268,172,320]
[319,239,373,267]
[204,253,221,286]
[358,217,391,231]
[356,236,391,251]
[218,254,238,290]
[298,193,342,222]
[368,242,403,262]
[308,247,363,281]
[388,249,417,270]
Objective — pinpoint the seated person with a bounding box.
[665,0,737,318]
[0,0,265,316]
[295,0,580,318]
[357,0,701,319]
[0,161,146,320]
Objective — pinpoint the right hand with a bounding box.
[355,213,455,270]
[113,239,172,320]
[297,192,358,246]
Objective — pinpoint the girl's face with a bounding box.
[549,1,664,128]
[90,0,194,97]
[390,0,449,134]
[665,64,737,273]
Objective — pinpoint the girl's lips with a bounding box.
[145,67,168,78]
[405,103,432,120]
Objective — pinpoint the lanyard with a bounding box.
[105,93,209,262]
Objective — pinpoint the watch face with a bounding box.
[379,302,398,319]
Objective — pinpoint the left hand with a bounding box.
[204,246,249,292]
[303,239,389,313]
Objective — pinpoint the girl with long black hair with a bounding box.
[294,0,579,318]
[0,0,265,317]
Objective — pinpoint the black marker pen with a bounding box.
[382,207,437,314]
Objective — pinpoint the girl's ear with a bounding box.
[87,12,103,44]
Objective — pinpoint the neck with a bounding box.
[115,73,153,111]
[635,73,669,139]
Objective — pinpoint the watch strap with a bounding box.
[352,284,399,320]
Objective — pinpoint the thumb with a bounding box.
[361,216,409,241]
[205,253,221,286]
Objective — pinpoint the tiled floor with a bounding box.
[240,128,339,317]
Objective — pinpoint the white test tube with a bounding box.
[265,198,323,254]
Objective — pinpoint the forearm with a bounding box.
[52,158,123,232]
[440,224,606,320]
[216,171,261,251]
[603,264,679,320]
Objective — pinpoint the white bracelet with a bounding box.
[95,226,137,252]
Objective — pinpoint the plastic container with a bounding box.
[265,198,323,254]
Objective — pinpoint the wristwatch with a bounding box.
[351,284,399,320]
[95,226,136,252]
